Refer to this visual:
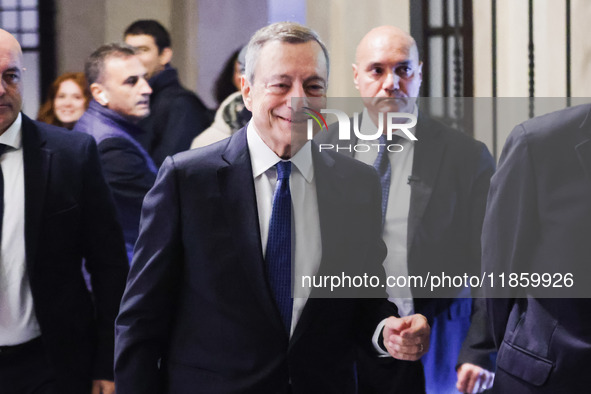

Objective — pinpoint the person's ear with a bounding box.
[352,63,360,90]
[159,47,173,66]
[90,83,109,106]
[241,75,253,111]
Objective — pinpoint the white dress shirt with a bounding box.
[0,113,41,345]
[248,123,389,355]
[355,108,416,317]
[247,123,322,336]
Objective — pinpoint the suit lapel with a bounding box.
[407,115,446,251]
[344,112,445,250]
[576,139,591,183]
[218,128,286,335]
[21,115,51,274]
[575,106,591,184]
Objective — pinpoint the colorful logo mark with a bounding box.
[303,107,329,132]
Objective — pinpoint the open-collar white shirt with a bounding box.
[0,113,41,345]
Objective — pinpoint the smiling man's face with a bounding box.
[242,40,327,159]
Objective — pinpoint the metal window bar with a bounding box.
[492,0,498,159]
[453,0,463,131]
[566,0,571,106]
[528,0,534,119]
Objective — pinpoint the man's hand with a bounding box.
[456,363,495,393]
[91,380,115,394]
[382,314,430,361]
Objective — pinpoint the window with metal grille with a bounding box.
[411,0,474,135]
[0,0,55,117]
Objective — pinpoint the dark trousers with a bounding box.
[356,344,426,394]
[0,337,56,394]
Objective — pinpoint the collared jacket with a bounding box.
[136,65,213,166]
[75,100,157,262]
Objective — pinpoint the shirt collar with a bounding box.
[0,112,22,150]
[246,122,314,183]
[360,104,419,142]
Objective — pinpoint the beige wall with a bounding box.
[56,0,106,73]
[54,0,590,119]
[571,0,591,97]
[55,0,412,108]
[308,0,410,98]
[472,0,591,156]
[474,0,590,98]
[56,0,171,73]
[105,0,172,43]
[192,0,268,108]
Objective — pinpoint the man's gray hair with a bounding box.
[85,43,137,85]
[244,22,329,84]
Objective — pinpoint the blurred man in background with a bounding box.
[124,19,212,166]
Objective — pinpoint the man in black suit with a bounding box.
[0,29,128,393]
[315,25,496,393]
[483,103,591,392]
[114,22,430,393]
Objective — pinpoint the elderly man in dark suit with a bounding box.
[114,22,430,394]
[315,25,496,393]
[0,29,128,394]
[483,103,591,392]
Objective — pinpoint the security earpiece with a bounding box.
[98,92,109,105]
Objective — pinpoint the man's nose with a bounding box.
[140,78,152,95]
[383,70,400,93]
[287,83,306,110]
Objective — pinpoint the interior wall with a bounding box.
[56,0,172,74]
[105,0,172,43]
[307,0,410,98]
[55,0,106,74]
[571,0,591,97]
[170,0,200,99]
[473,0,590,98]
[472,0,591,157]
[53,0,591,146]
[54,0,411,109]
[192,0,268,108]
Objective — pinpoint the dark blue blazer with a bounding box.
[114,127,395,393]
[483,104,591,392]
[21,114,128,392]
[74,100,157,262]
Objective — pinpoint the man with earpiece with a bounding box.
[74,43,157,263]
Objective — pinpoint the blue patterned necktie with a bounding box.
[373,135,391,225]
[265,160,293,332]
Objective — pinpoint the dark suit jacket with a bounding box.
[316,114,496,391]
[114,127,395,393]
[21,114,128,392]
[483,104,591,392]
